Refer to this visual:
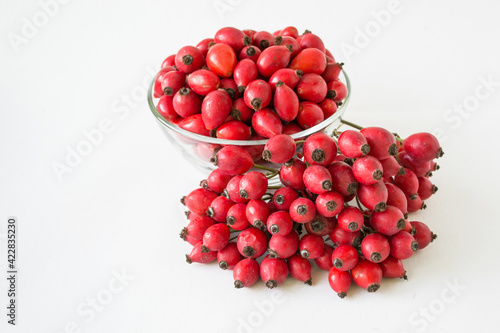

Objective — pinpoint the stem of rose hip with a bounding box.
[341,119,364,130]
[355,195,364,211]
[266,170,279,179]
[295,140,306,145]
[267,185,282,190]
[254,164,278,172]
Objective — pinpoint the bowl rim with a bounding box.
[147,69,351,145]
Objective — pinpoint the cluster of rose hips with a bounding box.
[180,124,443,297]
[154,26,346,138]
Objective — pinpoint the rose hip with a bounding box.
[252,30,274,49]
[233,259,260,288]
[328,162,358,196]
[289,48,327,75]
[226,203,251,230]
[187,69,220,96]
[180,216,215,246]
[175,45,204,74]
[260,256,289,288]
[269,68,303,90]
[206,43,237,78]
[338,130,370,158]
[237,227,268,258]
[161,71,185,96]
[216,121,251,140]
[202,90,233,130]
[233,59,258,92]
[385,183,408,218]
[357,181,388,212]
[404,132,443,163]
[370,205,406,236]
[156,95,177,122]
[322,62,343,82]
[251,108,283,138]
[305,215,337,236]
[239,45,261,62]
[417,177,438,200]
[267,211,293,236]
[379,255,407,279]
[201,223,230,253]
[214,27,251,53]
[179,114,210,136]
[280,158,307,190]
[173,87,202,118]
[299,234,325,259]
[360,127,398,159]
[212,146,254,176]
[319,98,338,118]
[239,171,268,200]
[245,199,270,230]
[361,233,390,263]
[332,244,359,271]
[181,188,218,216]
[338,206,364,232]
[296,74,328,103]
[326,80,347,102]
[389,231,419,259]
[394,168,419,199]
[217,242,242,270]
[297,101,324,129]
[231,98,254,123]
[262,134,296,163]
[224,175,248,204]
[207,196,235,223]
[303,133,337,166]
[303,165,332,194]
[351,259,382,292]
[256,45,293,77]
[329,226,361,247]
[407,194,426,213]
[289,198,317,223]
[196,38,213,57]
[268,230,299,258]
[352,156,384,185]
[411,221,436,249]
[244,79,272,110]
[328,267,352,298]
[288,253,312,285]
[315,244,335,271]
[186,241,217,264]
[315,191,344,217]
[273,187,299,211]
[274,81,300,121]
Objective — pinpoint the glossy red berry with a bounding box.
[252,30,274,49]
[394,168,419,199]
[196,38,213,57]
[268,230,299,258]
[353,156,384,185]
[272,187,299,211]
[273,81,299,121]
[214,27,251,53]
[404,132,443,163]
[216,121,252,140]
[296,74,328,103]
[370,205,406,236]
[262,134,296,163]
[231,98,254,123]
[318,98,338,118]
[379,256,407,279]
[299,234,325,259]
[175,46,204,74]
[385,183,408,218]
[303,133,337,166]
[289,48,327,75]
[224,175,248,204]
[337,206,364,232]
[379,155,404,178]
[361,233,390,263]
[274,35,300,57]
[280,158,307,190]
[161,70,185,96]
[322,62,343,82]
[181,188,218,216]
[186,241,217,264]
[172,87,202,118]
[390,231,419,259]
[338,130,370,158]
[256,45,293,77]
[332,244,358,271]
[305,215,337,237]
[358,181,388,212]
[417,177,438,200]
[326,80,347,102]
[360,127,398,160]
[328,267,352,298]
[154,66,175,97]
[161,54,176,68]
[351,259,383,292]
[217,242,242,270]
[239,45,261,62]
[315,191,344,217]
[212,146,254,176]
[269,68,302,90]
[329,226,361,247]
[202,90,233,130]
[233,259,260,288]
[260,256,289,288]
[233,59,258,92]
[289,198,317,223]
[201,223,230,252]
[187,69,220,96]
[244,79,272,110]
[206,195,235,223]
[315,244,335,271]
[179,114,210,136]
[303,165,332,194]
[288,253,312,285]
[411,221,436,249]
[180,216,215,246]
[251,108,283,138]
[239,171,268,200]
[237,227,268,258]
[407,194,426,213]
[206,43,237,78]
[245,199,270,230]
[226,203,251,230]
[219,78,240,100]
[267,211,293,236]
[156,95,177,122]
[328,162,358,196]
[299,31,325,52]
[297,101,324,129]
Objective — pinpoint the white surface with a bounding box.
[1,0,499,332]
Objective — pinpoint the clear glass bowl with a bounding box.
[147,70,351,176]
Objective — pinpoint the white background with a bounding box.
[1,0,499,332]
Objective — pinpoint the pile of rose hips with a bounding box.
[180,124,443,297]
[154,26,346,138]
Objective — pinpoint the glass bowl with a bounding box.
[147,70,351,177]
